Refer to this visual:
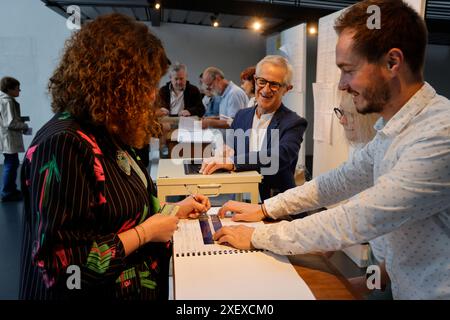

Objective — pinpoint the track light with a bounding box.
[210,15,219,28]
[308,22,318,35]
[252,20,262,31]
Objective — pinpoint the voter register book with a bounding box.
[172,207,315,300]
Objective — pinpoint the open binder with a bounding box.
[172,208,315,300]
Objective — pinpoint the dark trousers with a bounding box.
[1,153,20,197]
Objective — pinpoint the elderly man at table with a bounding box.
[201,67,248,129]
[158,63,205,117]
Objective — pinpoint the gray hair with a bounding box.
[170,62,187,75]
[203,67,225,80]
[256,55,293,86]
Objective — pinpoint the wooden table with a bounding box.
[289,253,361,300]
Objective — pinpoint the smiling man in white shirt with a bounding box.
[213,0,450,299]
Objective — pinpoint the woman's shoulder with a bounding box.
[32,112,100,150]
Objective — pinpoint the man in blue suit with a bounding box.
[201,55,307,200]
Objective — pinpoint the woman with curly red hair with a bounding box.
[19,13,210,300]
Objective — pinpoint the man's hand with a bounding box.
[157,107,170,117]
[200,156,234,175]
[179,110,191,117]
[213,225,255,250]
[218,200,265,222]
[201,118,210,129]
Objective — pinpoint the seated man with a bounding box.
[159,63,205,117]
[200,55,308,200]
[201,67,248,129]
[199,73,221,117]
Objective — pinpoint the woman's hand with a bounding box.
[218,200,265,222]
[175,194,211,219]
[141,214,179,242]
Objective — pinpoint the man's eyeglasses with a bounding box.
[333,107,345,120]
[254,76,285,92]
[203,76,216,91]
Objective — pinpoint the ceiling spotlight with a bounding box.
[308,22,318,35]
[210,15,219,27]
[252,21,262,31]
[154,3,161,10]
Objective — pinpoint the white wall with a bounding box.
[0,0,72,163]
[152,23,266,87]
[265,25,308,167]
[0,2,265,164]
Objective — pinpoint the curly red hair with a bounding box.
[49,13,169,148]
[240,66,256,93]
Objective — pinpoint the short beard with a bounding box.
[358,78,391,115]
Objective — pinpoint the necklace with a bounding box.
[114,141,148,189]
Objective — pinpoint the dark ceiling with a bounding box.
[41,0,450,45]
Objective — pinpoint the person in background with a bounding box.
[199,73,221,117]
[201,56,308,201]
[158,63,205,117]
[334,91,379,149]
[19,13,210,300]
[334,92,390,298]
[201,67,248,129]
[0,76,29,202]
[240,66,256,108]
[213,0,450,299]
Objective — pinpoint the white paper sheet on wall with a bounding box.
[280,24,306,93]
[312,82,340,143]
[316,11,341,84]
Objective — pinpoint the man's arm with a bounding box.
[225,91,248,119]
[186,85,205,117]
[202,118,230,129]
[253,133,450,255]
[263,140,376,219]
[1,101,28,131]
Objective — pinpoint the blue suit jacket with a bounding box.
[230,104,307,200]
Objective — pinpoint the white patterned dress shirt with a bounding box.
[252,83,450,299]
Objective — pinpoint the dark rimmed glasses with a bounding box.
[203,76,216,91]
[254,76,286,92]
[333,107,345,120]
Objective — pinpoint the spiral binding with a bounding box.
[176,249,264,257]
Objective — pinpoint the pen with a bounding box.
[189,192,198,202]
[186,190,208,215]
